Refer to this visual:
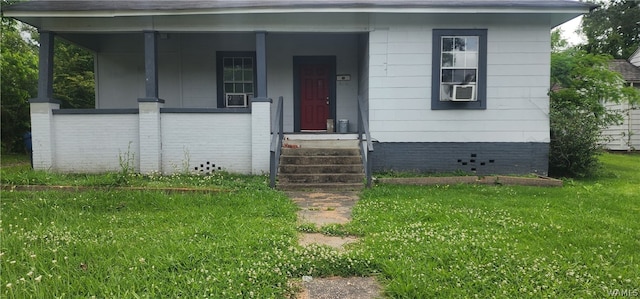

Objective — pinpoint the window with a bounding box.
[431,29,487,110]
[216,52,256,108]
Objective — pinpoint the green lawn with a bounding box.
[1,153,638,298]
[350,153,639,297]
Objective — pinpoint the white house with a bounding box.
[603,47,640,151]
[3,0,594,178]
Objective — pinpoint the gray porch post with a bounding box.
[251,31,271,174]
[29,31,60,170]
[255,31,267,97]
[138,30,164,174]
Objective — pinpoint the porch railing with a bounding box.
[270,96,284,188]
[357,96,373,187]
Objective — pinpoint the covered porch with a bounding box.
[30,30,371,175]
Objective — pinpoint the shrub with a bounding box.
[549,44,640,177]
[549,108,603,177]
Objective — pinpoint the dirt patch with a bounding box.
[299,233,359,250]
[295,276,382,299]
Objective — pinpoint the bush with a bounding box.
[548,43,640,178]
[549,108,603,177]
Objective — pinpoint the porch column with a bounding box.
[138,31,164,174]
[255,31,267,97]
[252,98,271,174]
[29,31,59,170]
[251,31,270,174]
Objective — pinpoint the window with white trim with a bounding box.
[432,29,487,110]
[216,51,256,108]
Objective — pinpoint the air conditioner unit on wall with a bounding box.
[225,93,248,107]
[451,85,476,102]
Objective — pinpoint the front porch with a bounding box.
[30,30,371,176]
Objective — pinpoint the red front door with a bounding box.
[300,64,330,130]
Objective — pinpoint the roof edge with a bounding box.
[2,0,597,16]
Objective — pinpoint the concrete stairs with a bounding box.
[277,136,364,191]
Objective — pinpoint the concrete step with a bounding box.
[276,182,364,191]
[277,137,365,191]
[281,147,360,157]
[280,155,362,165]
[279,164,363,174]
[283,139,359,149]
[279,173,364,184]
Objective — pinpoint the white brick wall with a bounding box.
[52,114,140,173]
[161,113,253,174]
[251,101,271,174]
[138,102,163,174]
[30,102,59,170]
[41,106,264,175]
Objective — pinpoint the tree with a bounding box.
[53,38,95,109]
[1,0,94,152]
[0,17,38,153]
[581,0,640,58]
[549,30,640,177]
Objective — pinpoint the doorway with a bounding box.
[293,56,336,131]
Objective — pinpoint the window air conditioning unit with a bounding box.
[225,93,248,107]
[451,85,476,101]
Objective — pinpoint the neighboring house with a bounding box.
[631,47,640,67]
[3,0,594,176]
[604,49,640,151]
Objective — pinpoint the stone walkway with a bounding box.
[286,191,382,299]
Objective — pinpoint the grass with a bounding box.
[347,152,640,297]
[1,153,639,297]
[0,156,375,298]
[0,155,269,191]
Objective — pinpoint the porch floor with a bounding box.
[283,133,358,141]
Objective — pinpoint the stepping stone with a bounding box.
[288,191,358,225]
[296,276,382,299]
[288,191,381,299]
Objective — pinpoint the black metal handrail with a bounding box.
[269,96,284,188]
[357,96,373,187]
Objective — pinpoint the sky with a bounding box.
[557,15,586,46]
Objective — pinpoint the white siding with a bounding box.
[368,14,552,143]
[602,102,640,151]
[160,113,252,174]
[632,105,640,149]
[630,48,640,67]
[52,114,140,173]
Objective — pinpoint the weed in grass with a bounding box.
[117,142,135,185]
[320,224,352,237]
[297,223,319,233]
